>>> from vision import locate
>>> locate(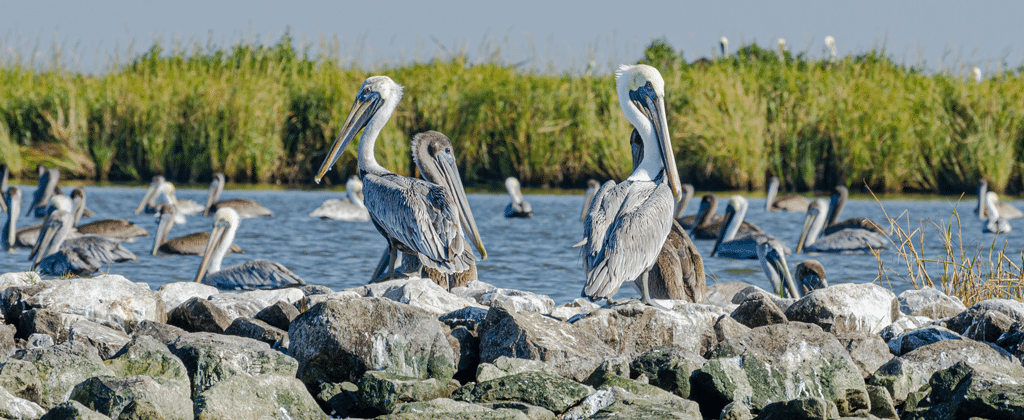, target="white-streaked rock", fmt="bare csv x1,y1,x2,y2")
354,277,484,316
897,287,966,319
785,283,899,334
207,288,305,320
21,276,165,333
157,282,219,314
0,272,41,289
479,288,555,314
